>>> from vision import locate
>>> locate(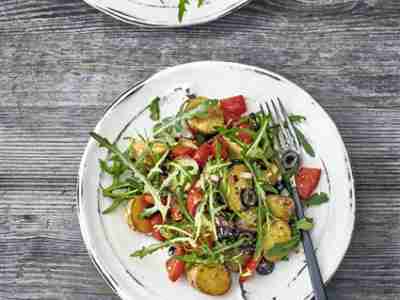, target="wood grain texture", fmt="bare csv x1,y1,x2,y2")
0,0,400,299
